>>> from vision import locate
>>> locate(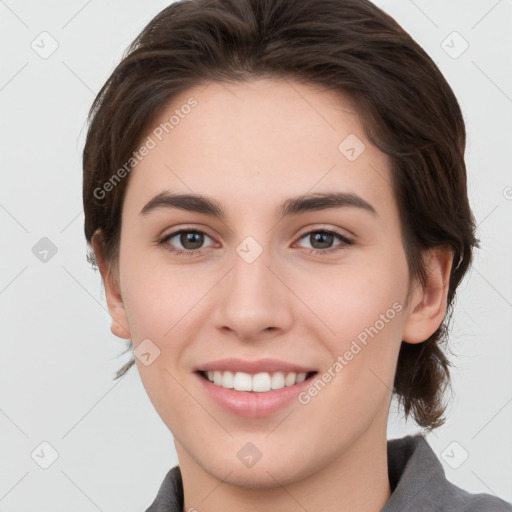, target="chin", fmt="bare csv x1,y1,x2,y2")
202,449,314,489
